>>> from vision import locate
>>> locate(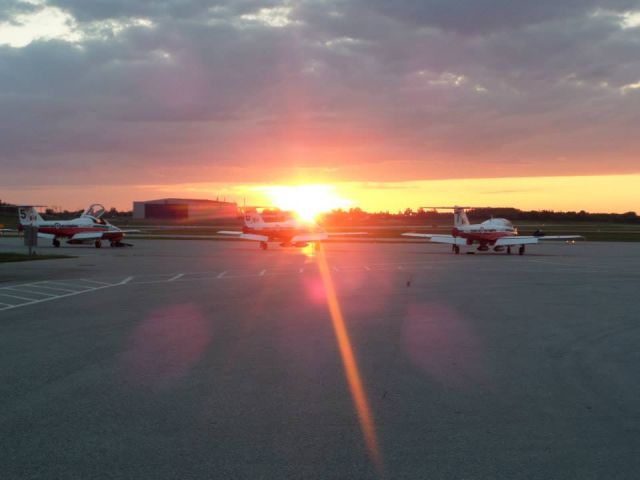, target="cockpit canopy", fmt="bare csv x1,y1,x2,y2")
481,218,513,228
82,204,106,219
